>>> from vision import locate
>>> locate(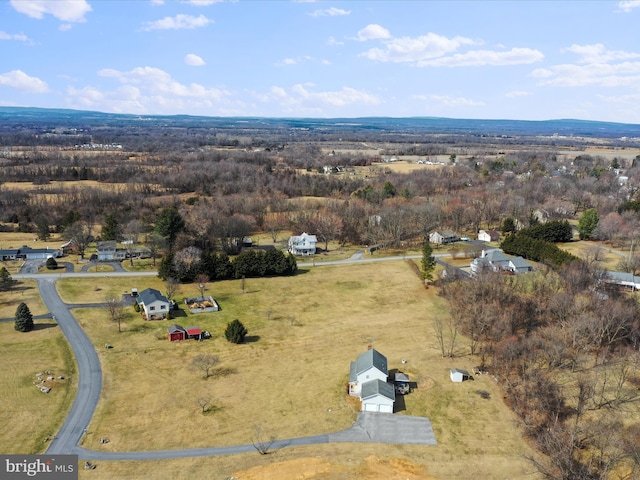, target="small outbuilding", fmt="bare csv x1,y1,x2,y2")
167,324,187,342
450,368,473,383
186,326,203,341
